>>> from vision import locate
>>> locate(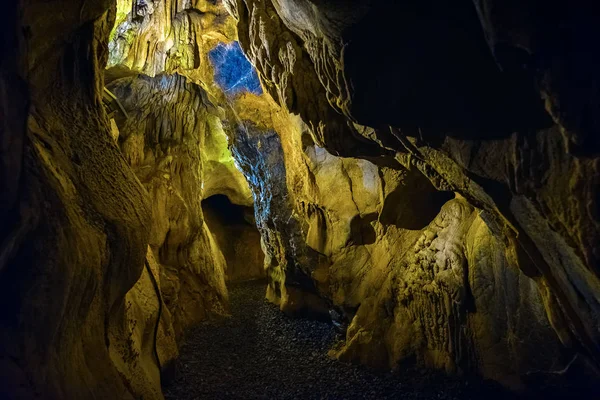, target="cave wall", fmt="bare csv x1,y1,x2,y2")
108,0,598,387
106,0,269,335
223,0,600,388
1,0,268,396
107,72,238,339
2,0,598,397
228,92,567,387
0,1,169,398
108,0,237,91
230,113,328,315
